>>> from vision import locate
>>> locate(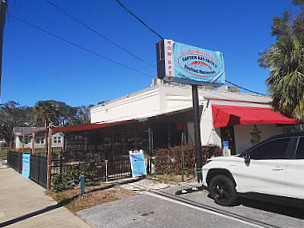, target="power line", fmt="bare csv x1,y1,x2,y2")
9,14,154,80
225,80,268,96
114,0,164,40
11,13,265,96
44,0,155,69
112,0,267,96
